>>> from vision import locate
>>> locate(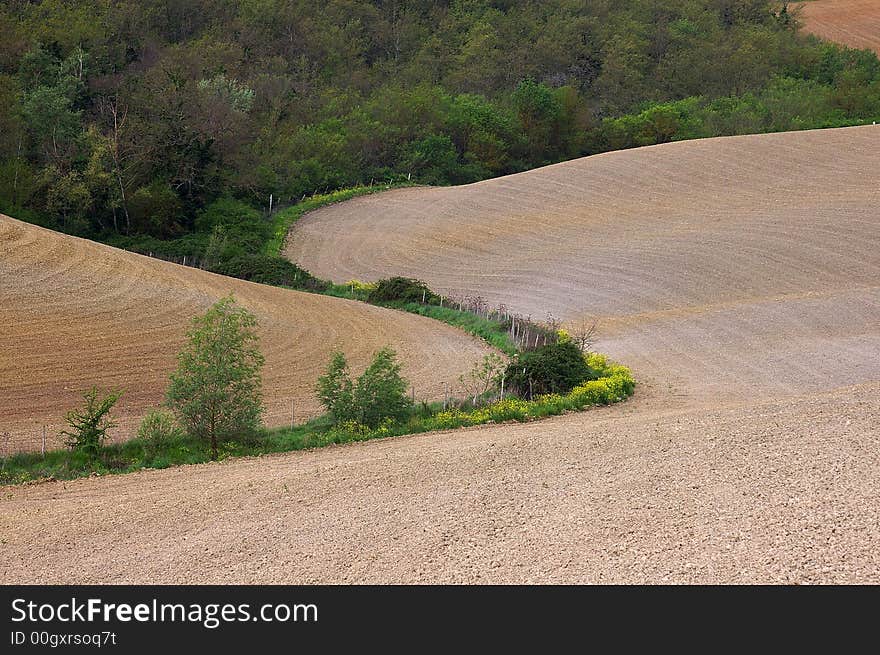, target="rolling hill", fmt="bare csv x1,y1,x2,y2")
0,215,492,452
285,126,880,403
798,0,880,55
3,126,879,584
